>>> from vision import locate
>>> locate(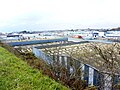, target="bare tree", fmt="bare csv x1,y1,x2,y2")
74,42,120,90
39,42,120,89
